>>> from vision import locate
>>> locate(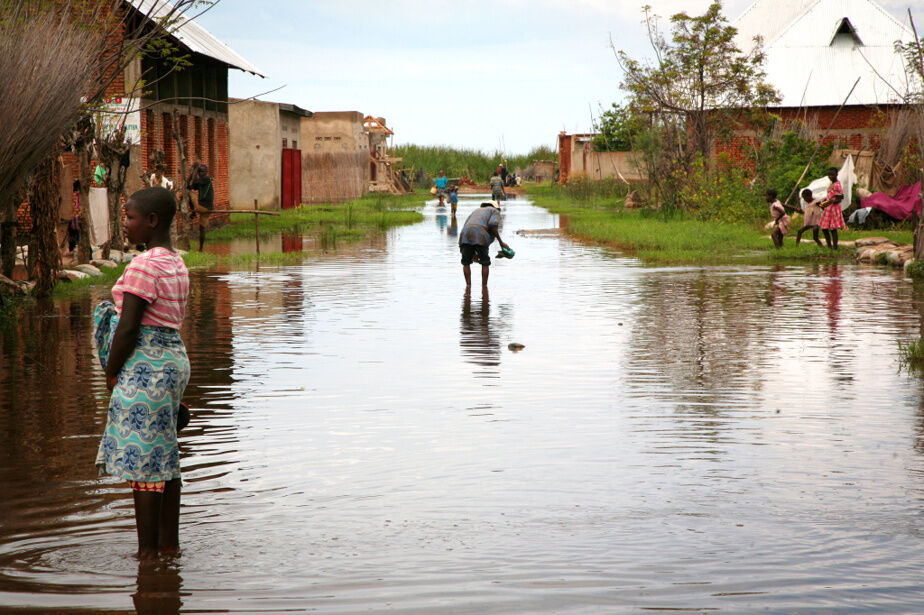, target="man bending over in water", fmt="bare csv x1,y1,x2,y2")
459,201,510,288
